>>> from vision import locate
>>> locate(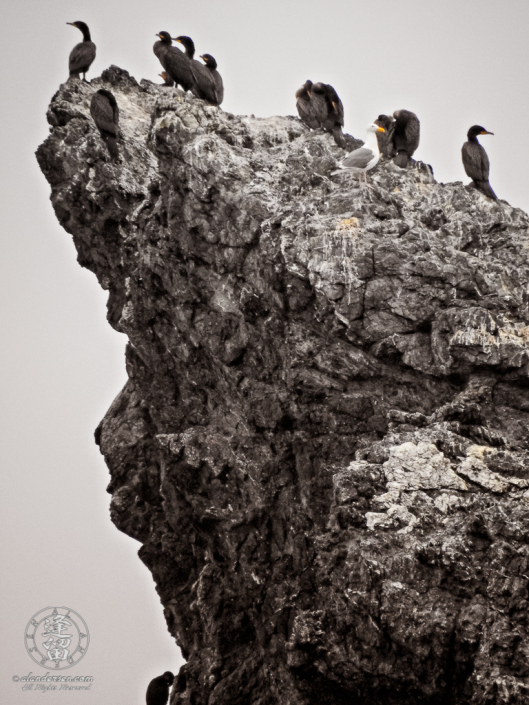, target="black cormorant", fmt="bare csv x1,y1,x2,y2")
200,54,224,106
374,114,394,158
462,125,497,199
153,31,168,63
146,672,174,705
90,89,119,160
389,109,420,167
332,123,385,187
67,22,96,81
295,80,320,130
174,36,217,104
159,72,174,86
153,32,196,93
310,82,345,148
